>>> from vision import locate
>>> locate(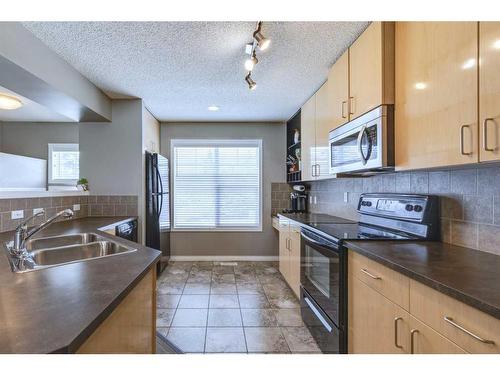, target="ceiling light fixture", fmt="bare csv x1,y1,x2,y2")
208,105,219,111
245,73,257,90
0,93,23,110
242,21,270,90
